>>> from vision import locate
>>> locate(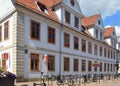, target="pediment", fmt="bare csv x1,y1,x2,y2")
63,0,83,16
